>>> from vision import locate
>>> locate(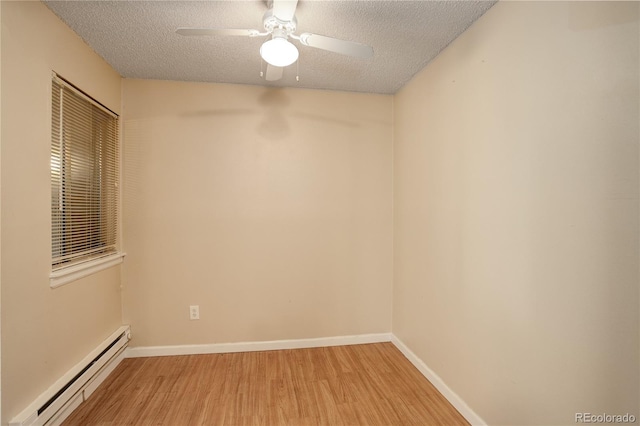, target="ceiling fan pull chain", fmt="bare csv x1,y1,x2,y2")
296,58,300,82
